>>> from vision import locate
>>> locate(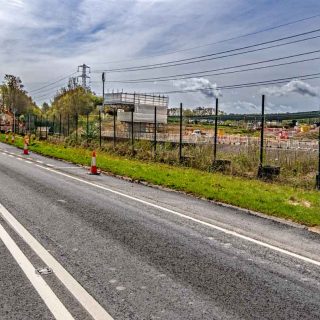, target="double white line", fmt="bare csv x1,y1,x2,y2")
0,203,113,320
